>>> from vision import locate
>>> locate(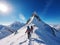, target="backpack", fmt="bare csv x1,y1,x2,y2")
31,26,33,30
30,26,33,33
27,26,31,32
